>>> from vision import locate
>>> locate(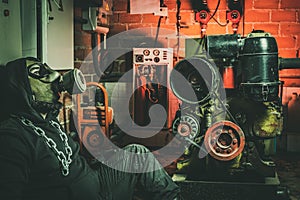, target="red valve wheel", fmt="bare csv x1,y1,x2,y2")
204,120,245,161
